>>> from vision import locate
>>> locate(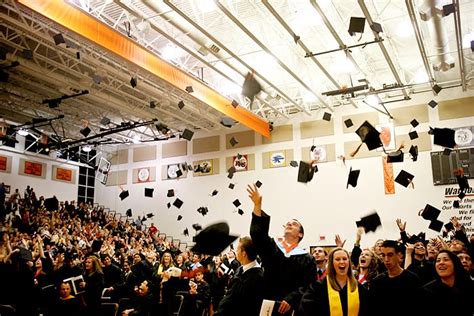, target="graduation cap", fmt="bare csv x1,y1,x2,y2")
353,121,382,154
297,161,315,183
100,117,111,125
185,85,193,93
348,17,366,36
130,77,137,88
141,216,147,222
458,191,466,200
344,119,354,128
408,130,418,140
229,137,238,147
53,33,66,45
167,189,175,198
176,169,183,178
409,145,418,162
408,232,427,245
80,126,91,137
197,206,209,216
432,84,442,94
91,239,103,252
395,170,414,187
456,175,470,192
242,72,262,103
191,222,239,256
178,101,185,109
428,100,438,108
453,200,460,208
18,247,33,262
181,129,194,141
444,222,454,232
429,219,443,232
44,196,59,212
173,198,183,209
356,212,382,233
233,199,241,208
147,213,154,218
227,166,236,179
126,209,132,217
290,160,298,168
237,209,244,216
211,189,218,196
119,190,129,200
167,202,171,209
220,117,237,128
255,180,262,188
192,223,202,231
177,215,183,221
183,228,189,236
231,99,239,108
346,167,360,188
433,128,456,148
228,183,235,190
387,150,404,163
443,148,452,156
419,204,441,221
322,112,332,121
410,119,419,128
144,188,154,198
